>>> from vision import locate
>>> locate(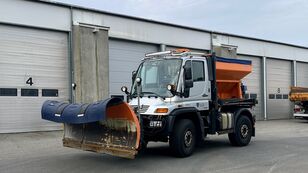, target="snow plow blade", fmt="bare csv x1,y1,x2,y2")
41,98,140,159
